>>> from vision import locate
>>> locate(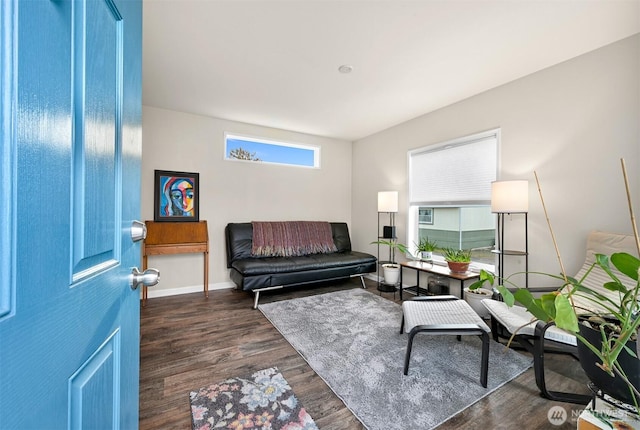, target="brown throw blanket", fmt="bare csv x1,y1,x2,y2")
251,221,338,257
